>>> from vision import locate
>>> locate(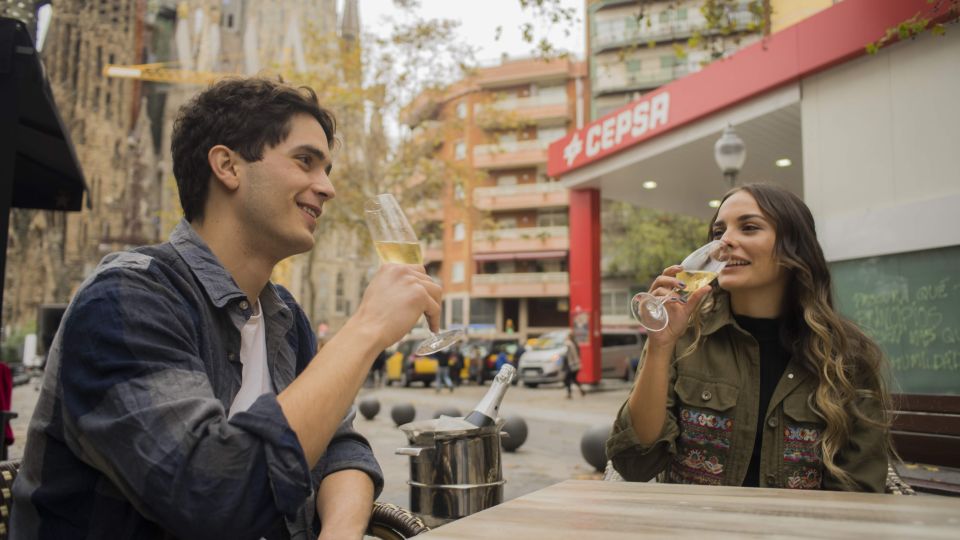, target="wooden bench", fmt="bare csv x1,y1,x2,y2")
891,394,960,496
